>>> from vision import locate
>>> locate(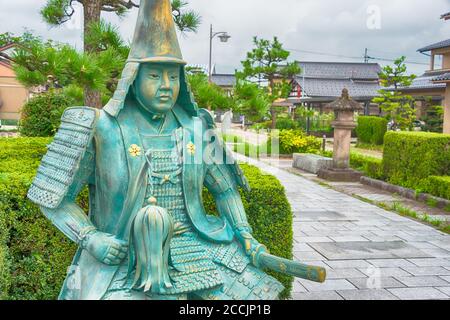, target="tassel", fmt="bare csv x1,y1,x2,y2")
127,204,174,294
